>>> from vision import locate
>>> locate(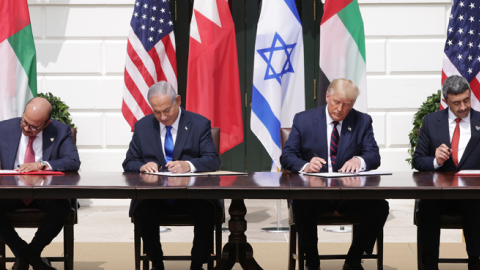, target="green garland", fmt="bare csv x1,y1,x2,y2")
406,90,442,169
37,92,76,128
